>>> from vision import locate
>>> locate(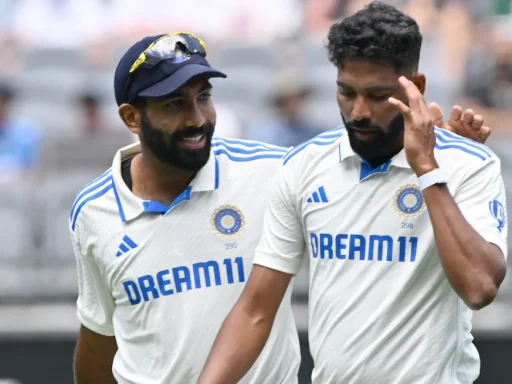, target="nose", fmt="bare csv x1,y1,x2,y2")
351,95,371,121
184,103,206,128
